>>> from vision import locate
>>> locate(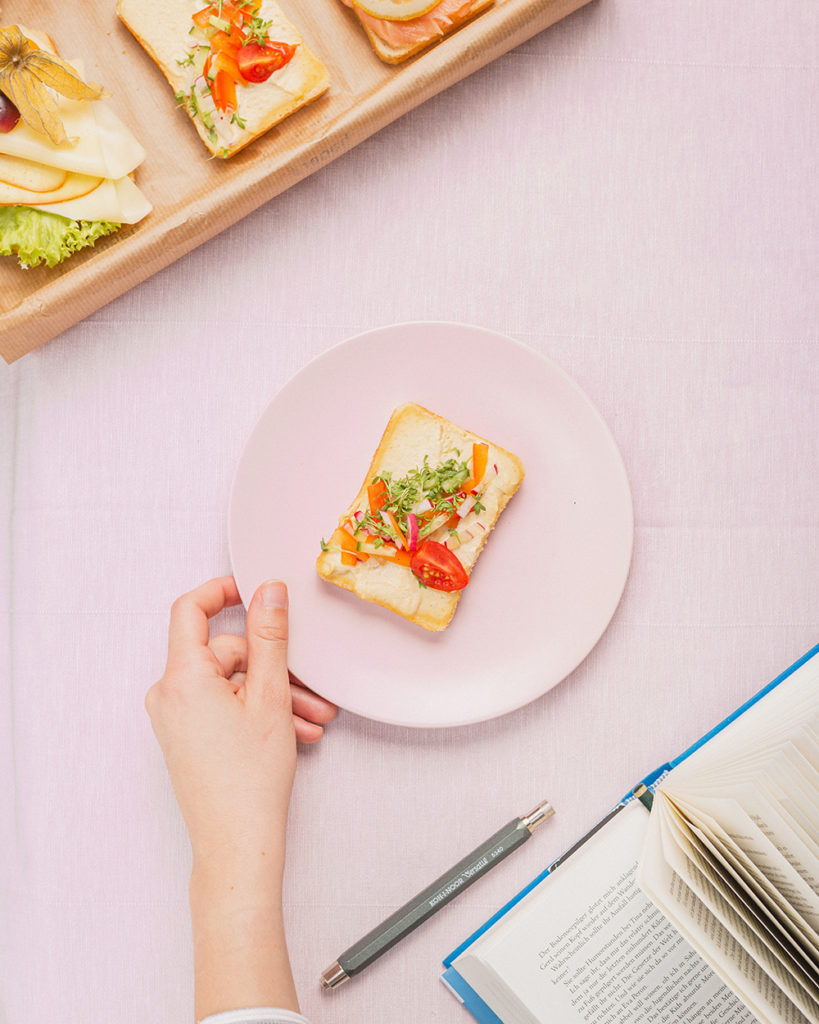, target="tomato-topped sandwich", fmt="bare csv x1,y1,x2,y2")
316,402,524,631
117,0,329,158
